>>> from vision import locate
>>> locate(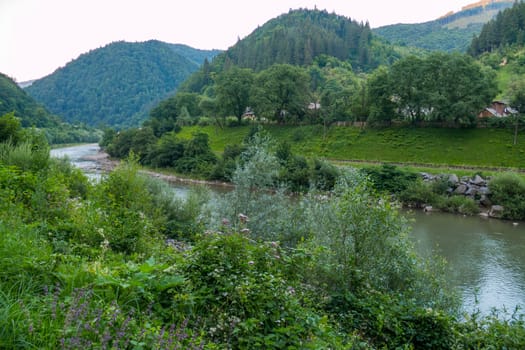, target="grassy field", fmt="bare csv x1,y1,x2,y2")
178,124,525,170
